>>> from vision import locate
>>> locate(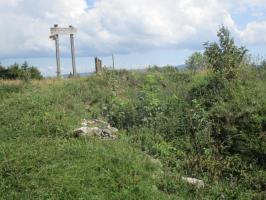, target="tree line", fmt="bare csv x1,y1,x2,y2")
0,62,43,80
